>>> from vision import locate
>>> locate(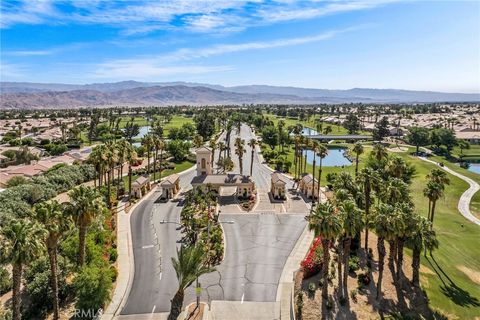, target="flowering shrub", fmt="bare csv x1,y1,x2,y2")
301,237,323,278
